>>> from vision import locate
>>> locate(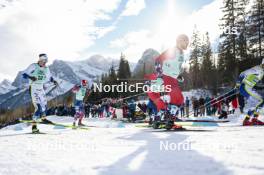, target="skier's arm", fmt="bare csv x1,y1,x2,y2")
72,85,80,93
22,64,37,81
237,67,259,87
50,77,58,86
177,74,184,82
238,67,256,81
